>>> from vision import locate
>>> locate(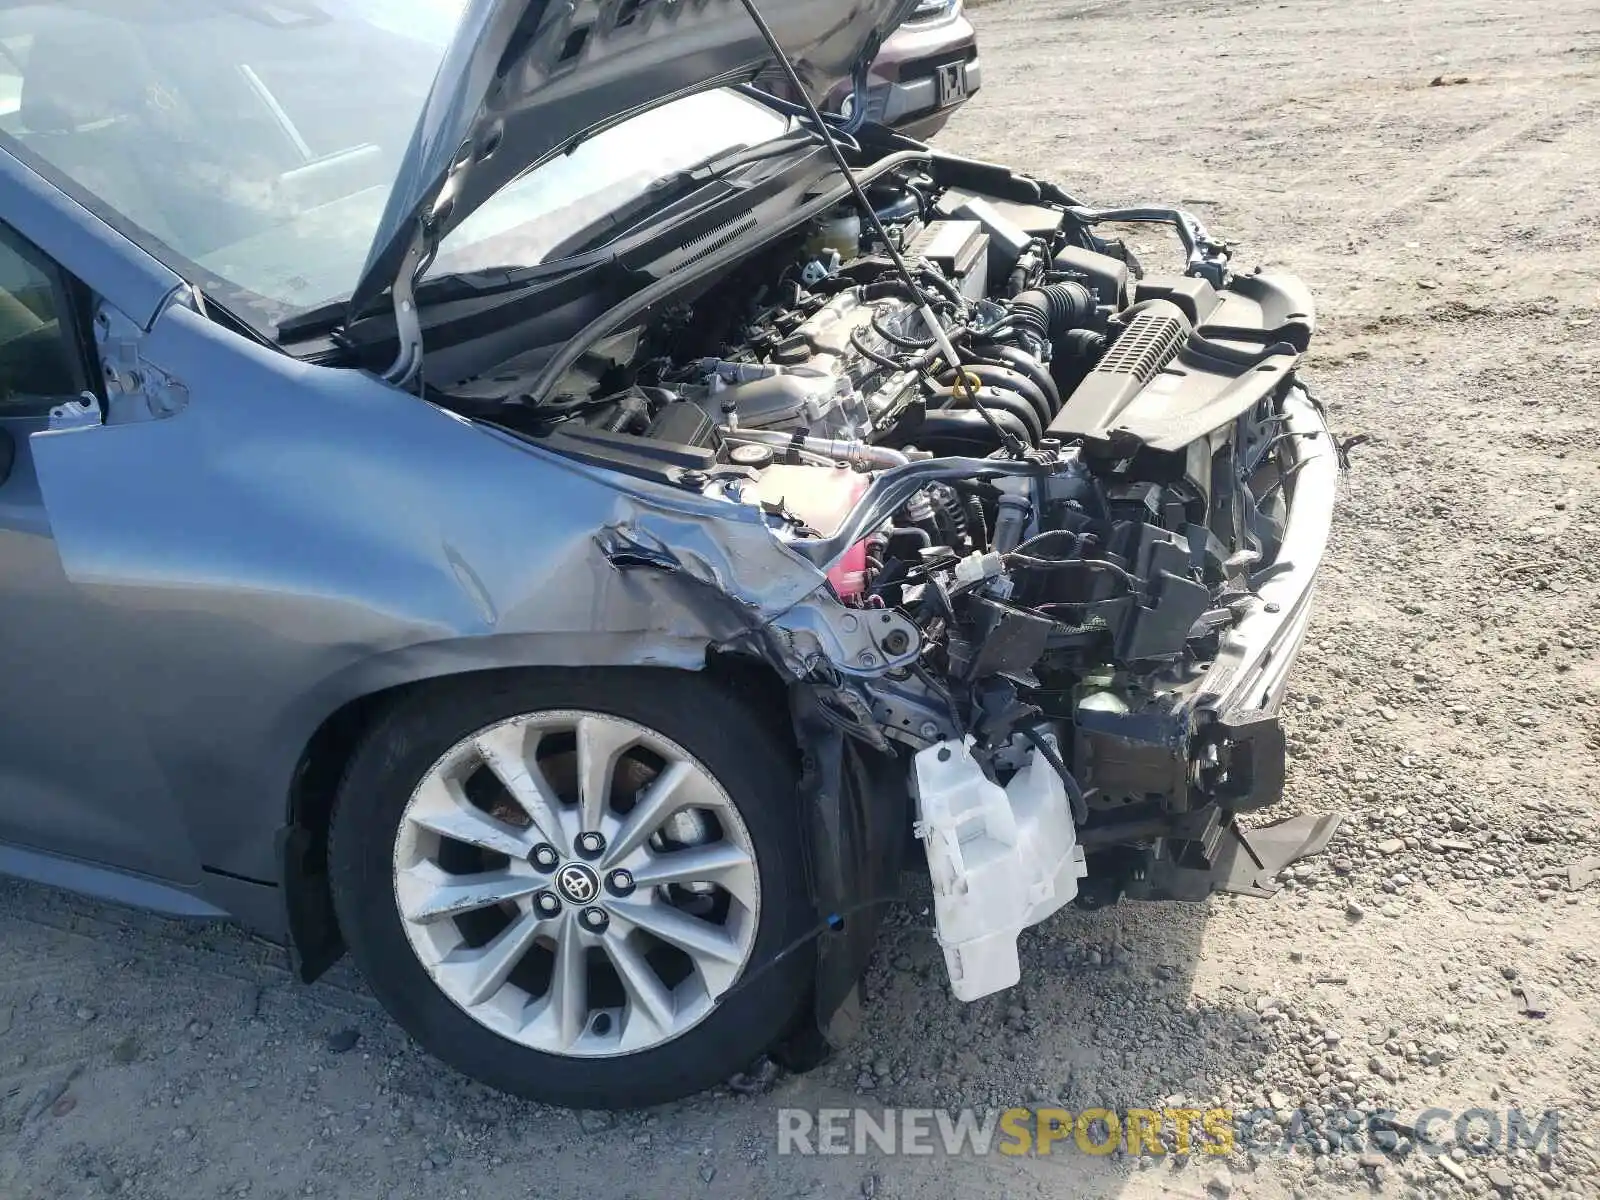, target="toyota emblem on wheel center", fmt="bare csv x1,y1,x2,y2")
555,862,600,905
